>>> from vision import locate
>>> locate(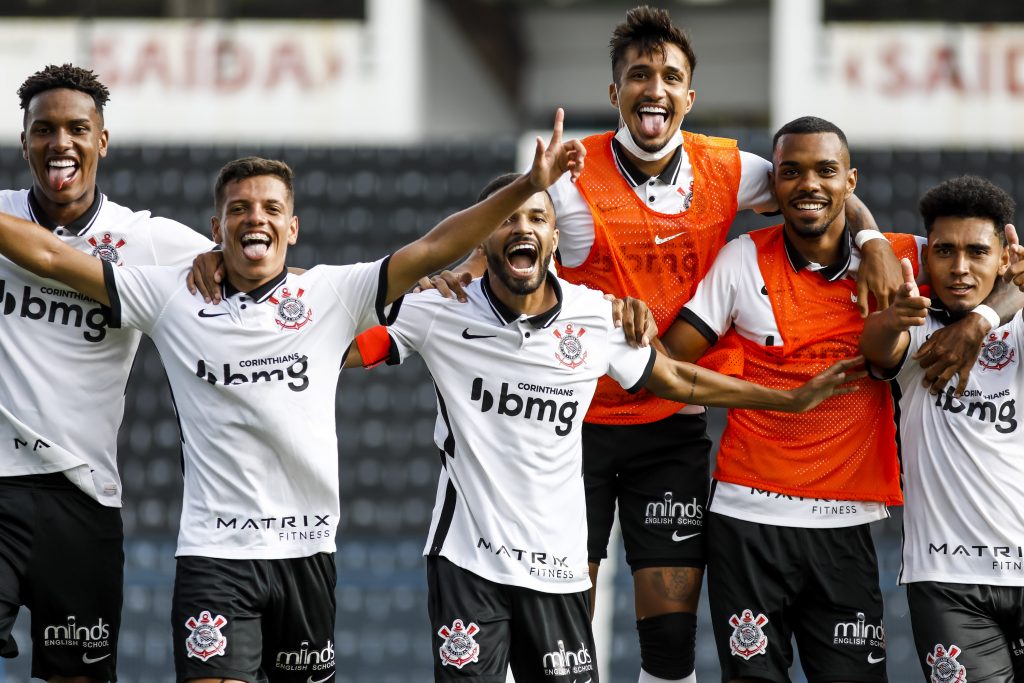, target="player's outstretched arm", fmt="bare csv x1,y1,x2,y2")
0,210,108,304
914,224,1024,395
860,257,929,370
644,353,865,413
385,108,584,304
